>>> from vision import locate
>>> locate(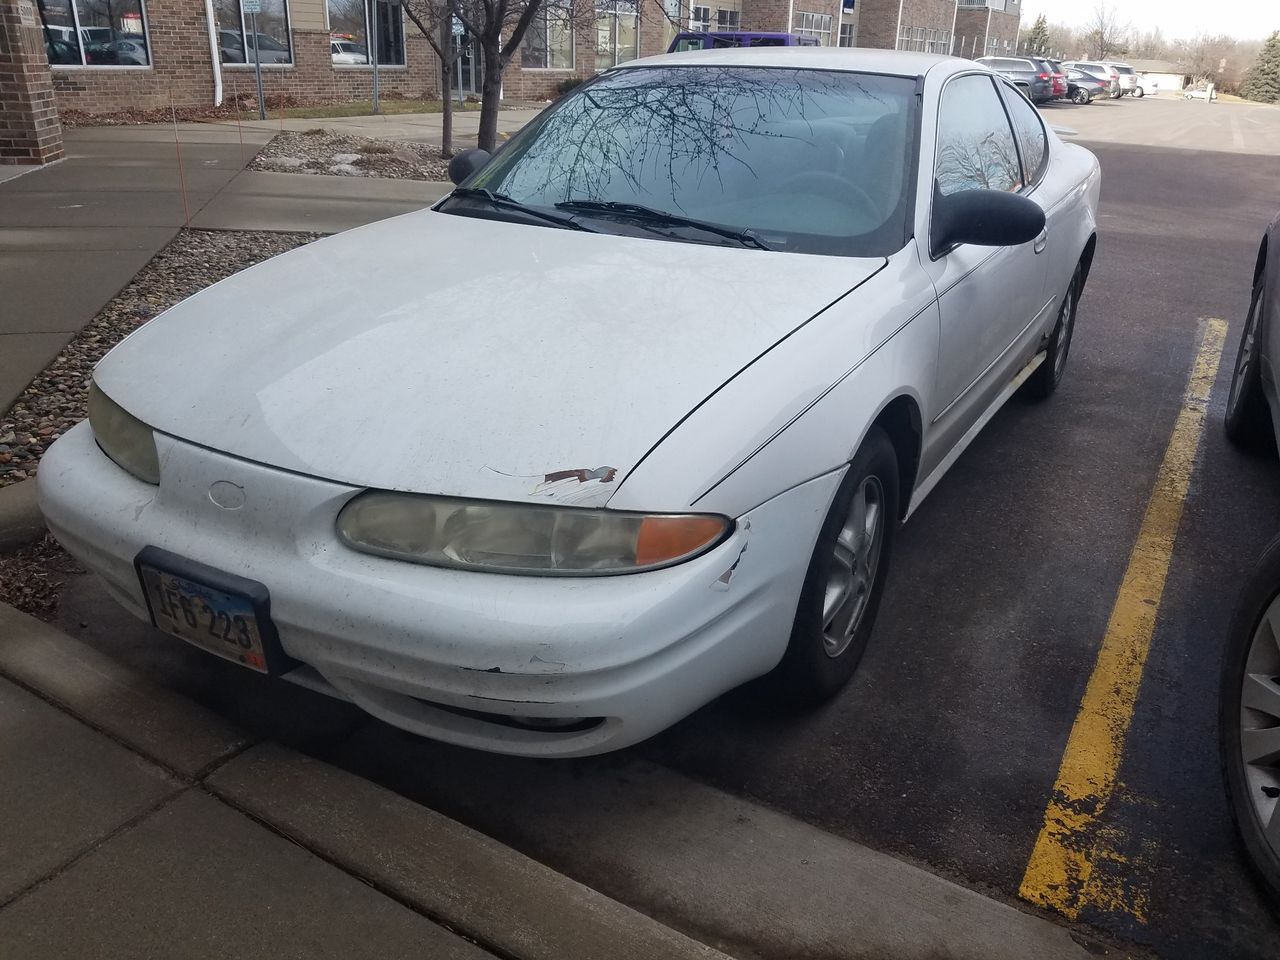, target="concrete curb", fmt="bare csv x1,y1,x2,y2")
209,744,730,960
0,603,731,960
0,479,45,552
0,604,249,778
